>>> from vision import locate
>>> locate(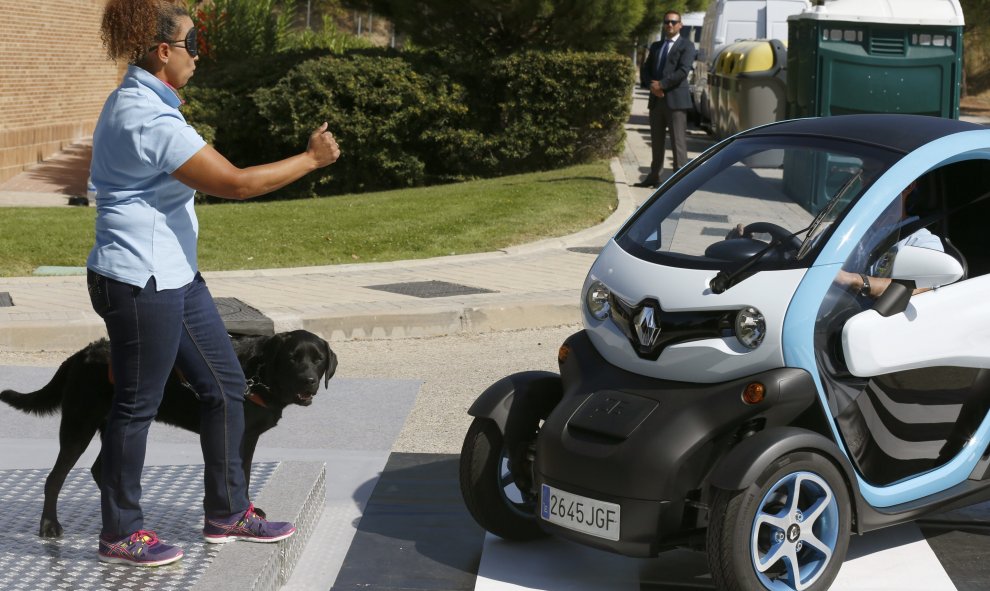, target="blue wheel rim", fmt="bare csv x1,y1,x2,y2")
750,470,840,591
498,448,536,516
